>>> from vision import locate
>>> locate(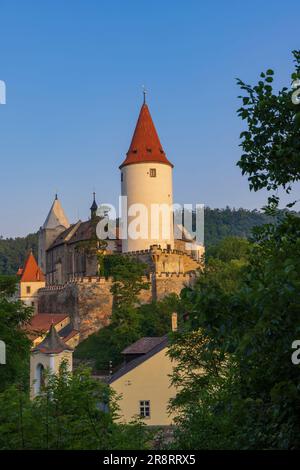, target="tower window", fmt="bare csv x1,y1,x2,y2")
26,286,31,294
121,173,123,182
139,400,151,418
149,168,156,178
